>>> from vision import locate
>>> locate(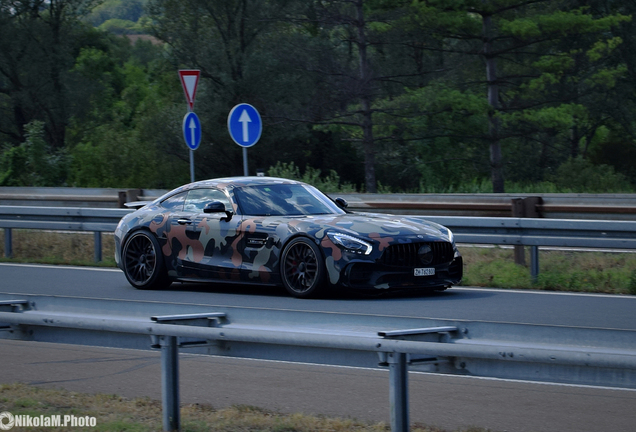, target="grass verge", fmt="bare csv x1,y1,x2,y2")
0,230,117,268
0,383,485,432
461,246,636,295
1,230,635,295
